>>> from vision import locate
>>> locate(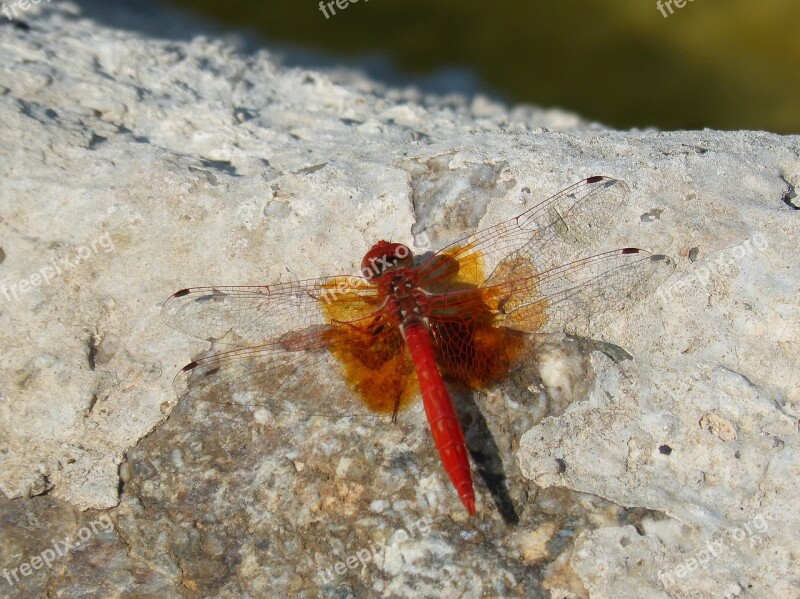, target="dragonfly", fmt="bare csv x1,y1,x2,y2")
162,176,675,516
